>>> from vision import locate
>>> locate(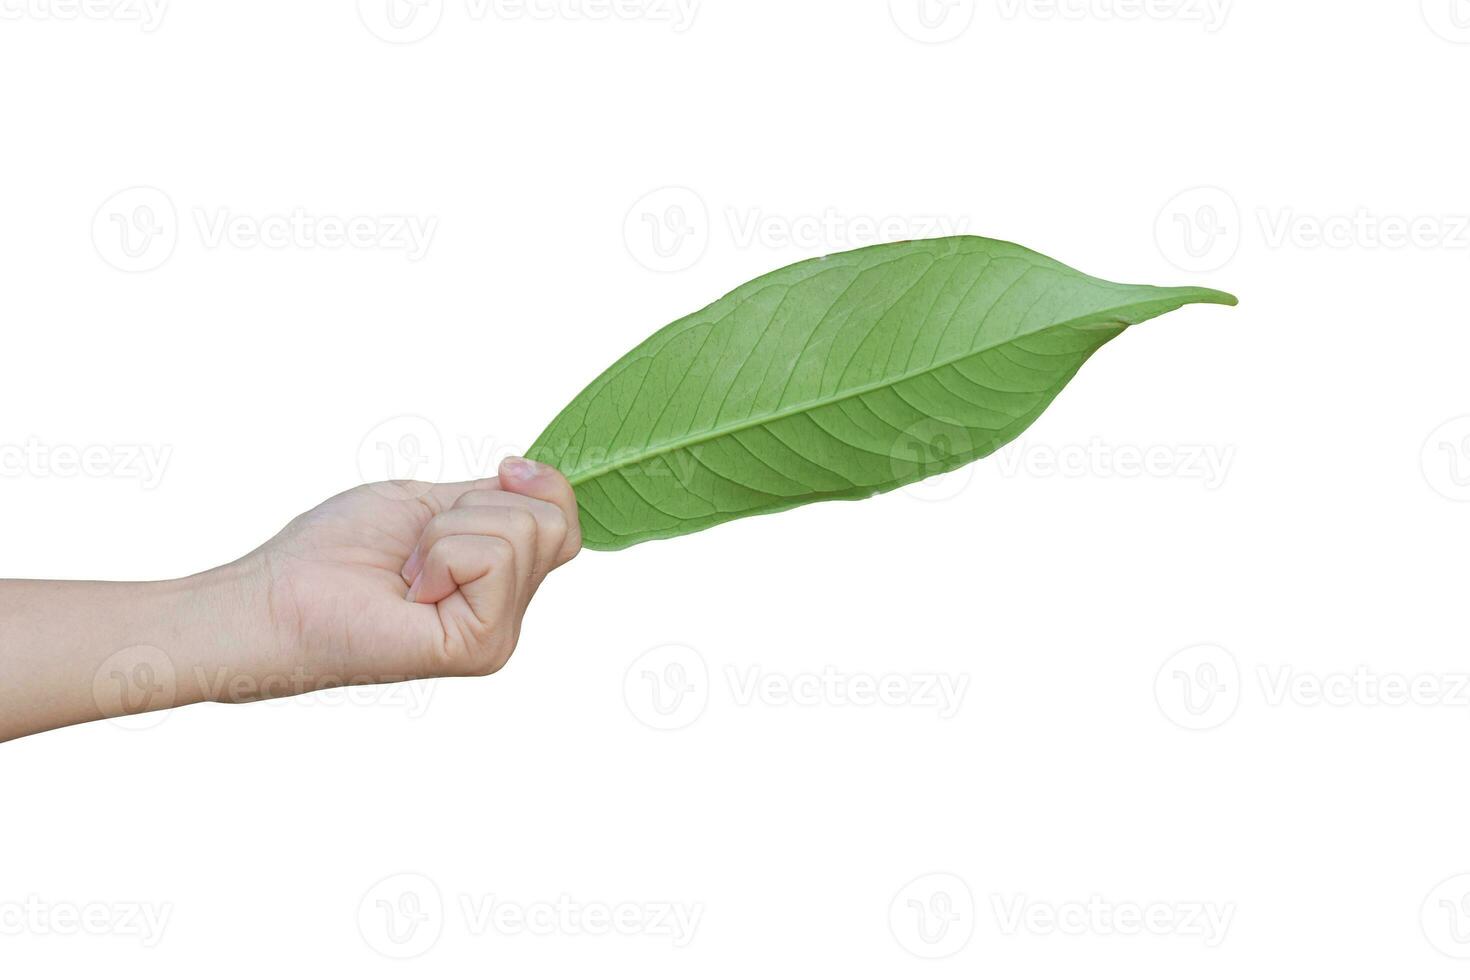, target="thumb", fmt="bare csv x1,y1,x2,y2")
498,456,583,563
